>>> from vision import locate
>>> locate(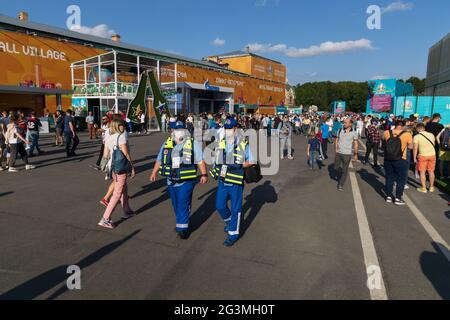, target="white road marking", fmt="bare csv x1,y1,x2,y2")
358,138,450,263
348,160,388,300
403,194,450,261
